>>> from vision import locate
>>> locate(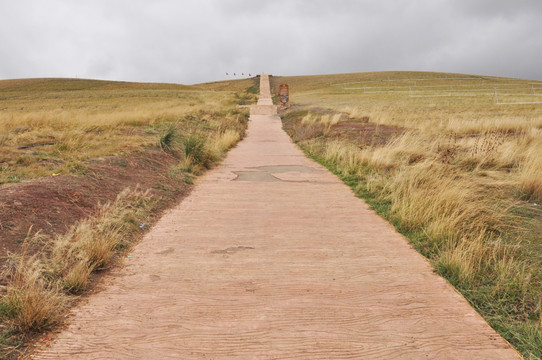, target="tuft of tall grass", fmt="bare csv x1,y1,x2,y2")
0,188,154,333
386,163,507,238
0,254,65,332
180,128,243,174
158,126,177,152
519,142,542,200
212,129,241,153
62,259,96,294
182,132,212,170
437,234,486,285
